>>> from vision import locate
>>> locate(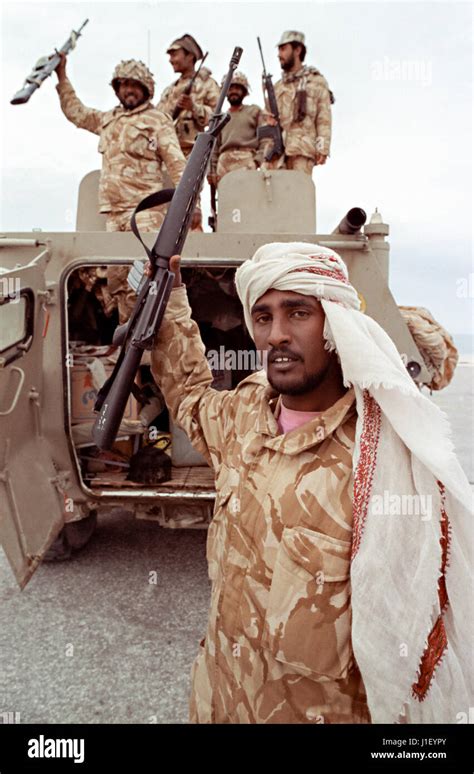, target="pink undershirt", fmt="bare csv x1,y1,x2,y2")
277,401,323,434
